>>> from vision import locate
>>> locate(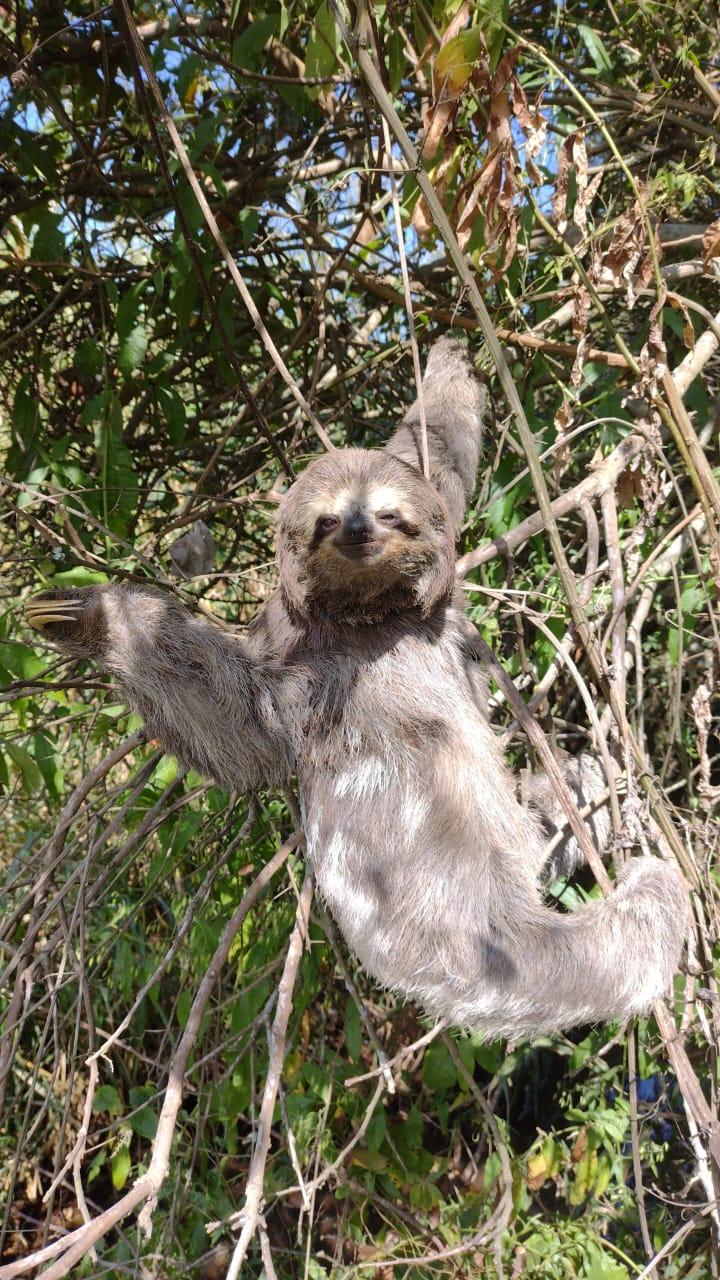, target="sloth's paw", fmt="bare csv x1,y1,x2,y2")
25,587,105,651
